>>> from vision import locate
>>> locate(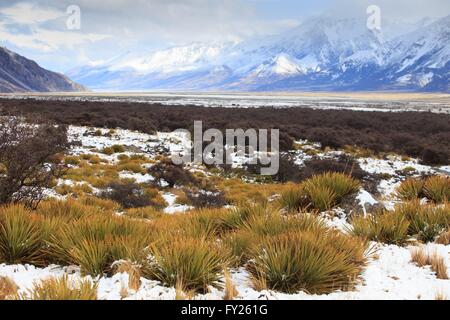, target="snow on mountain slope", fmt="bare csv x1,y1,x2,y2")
68,15,450,92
